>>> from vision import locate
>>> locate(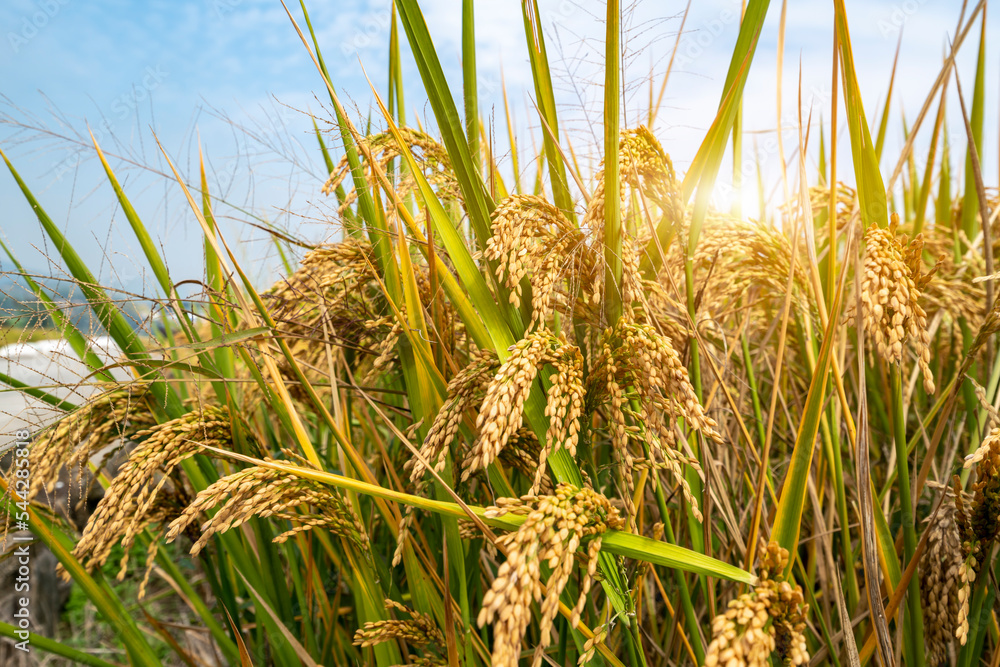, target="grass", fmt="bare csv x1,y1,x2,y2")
0,1,998,665
0,323,59,347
